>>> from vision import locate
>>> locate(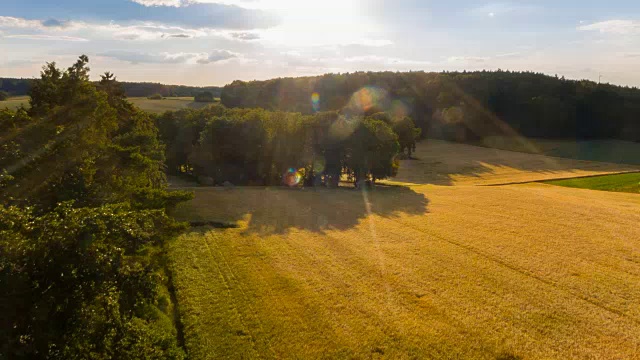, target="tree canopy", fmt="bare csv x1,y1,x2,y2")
221,71,640,143
194,91,215,103
0,77,221,99
156,106,411,187
0,56,191,359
